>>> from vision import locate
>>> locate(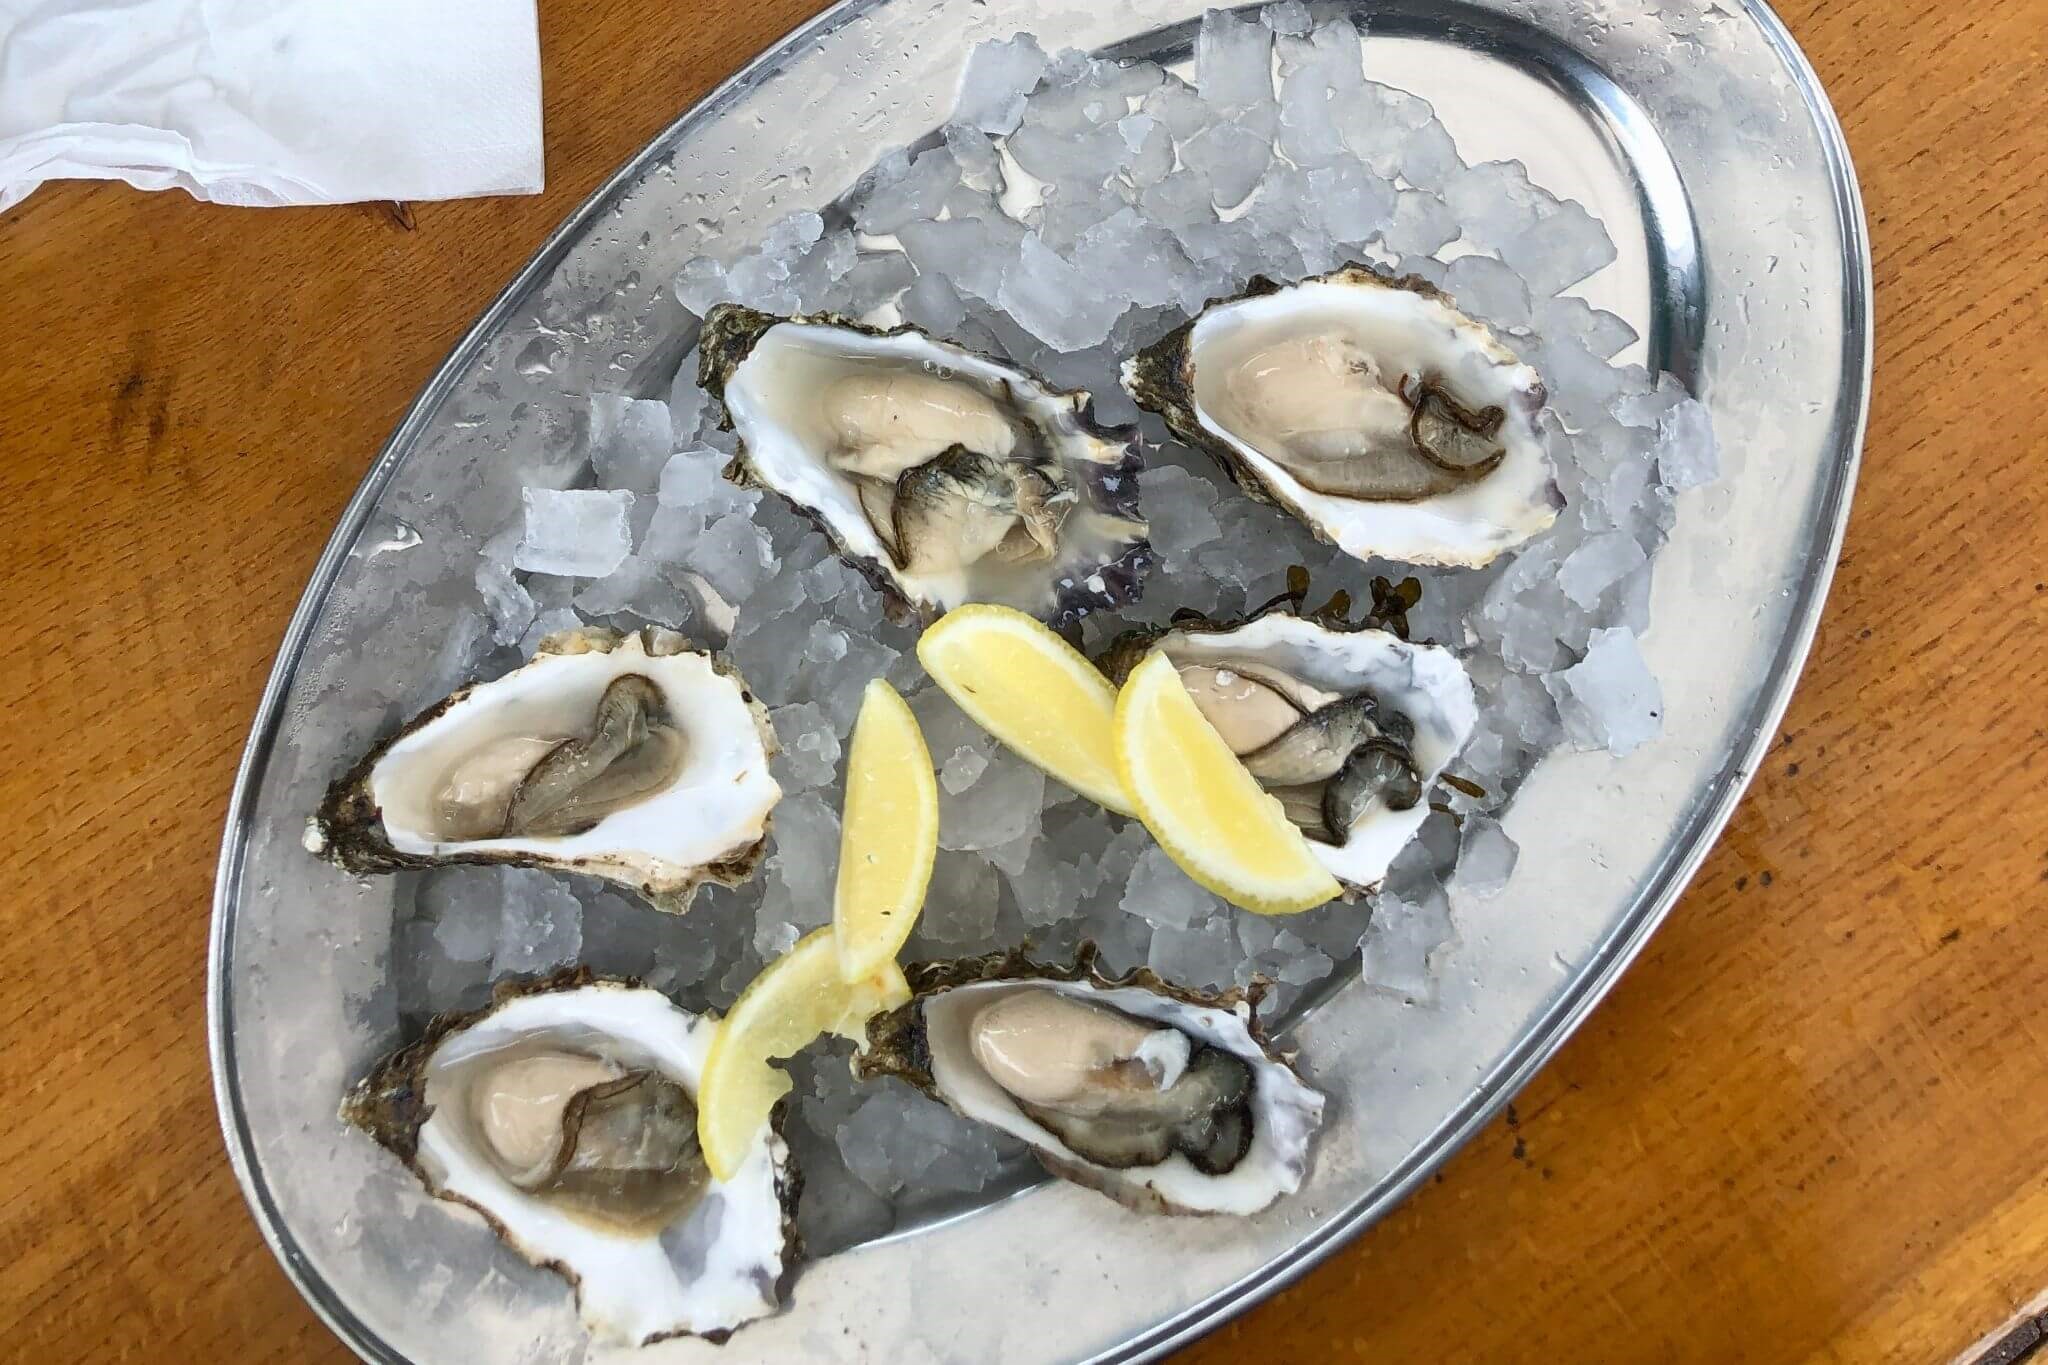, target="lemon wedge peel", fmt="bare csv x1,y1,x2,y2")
698,925,910,1181
1113,650,1342,917
917,604,1137,817
832,679,939,981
